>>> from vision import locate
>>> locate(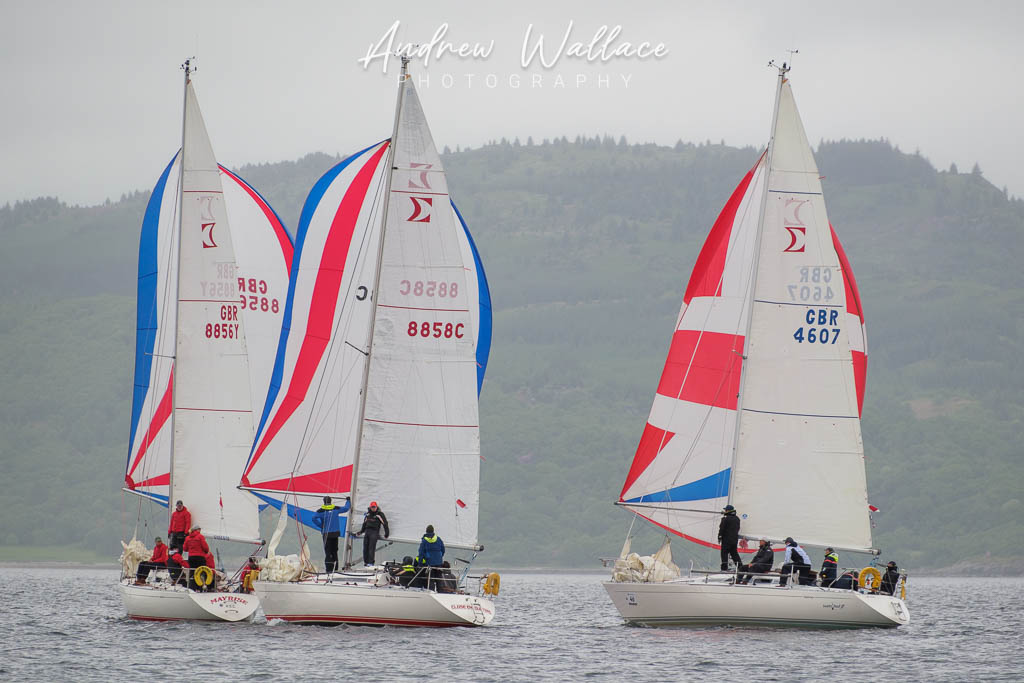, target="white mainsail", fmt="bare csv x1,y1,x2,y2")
125,73,271,544
241,74,492,553
353,78,482,550
618,72,872,553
